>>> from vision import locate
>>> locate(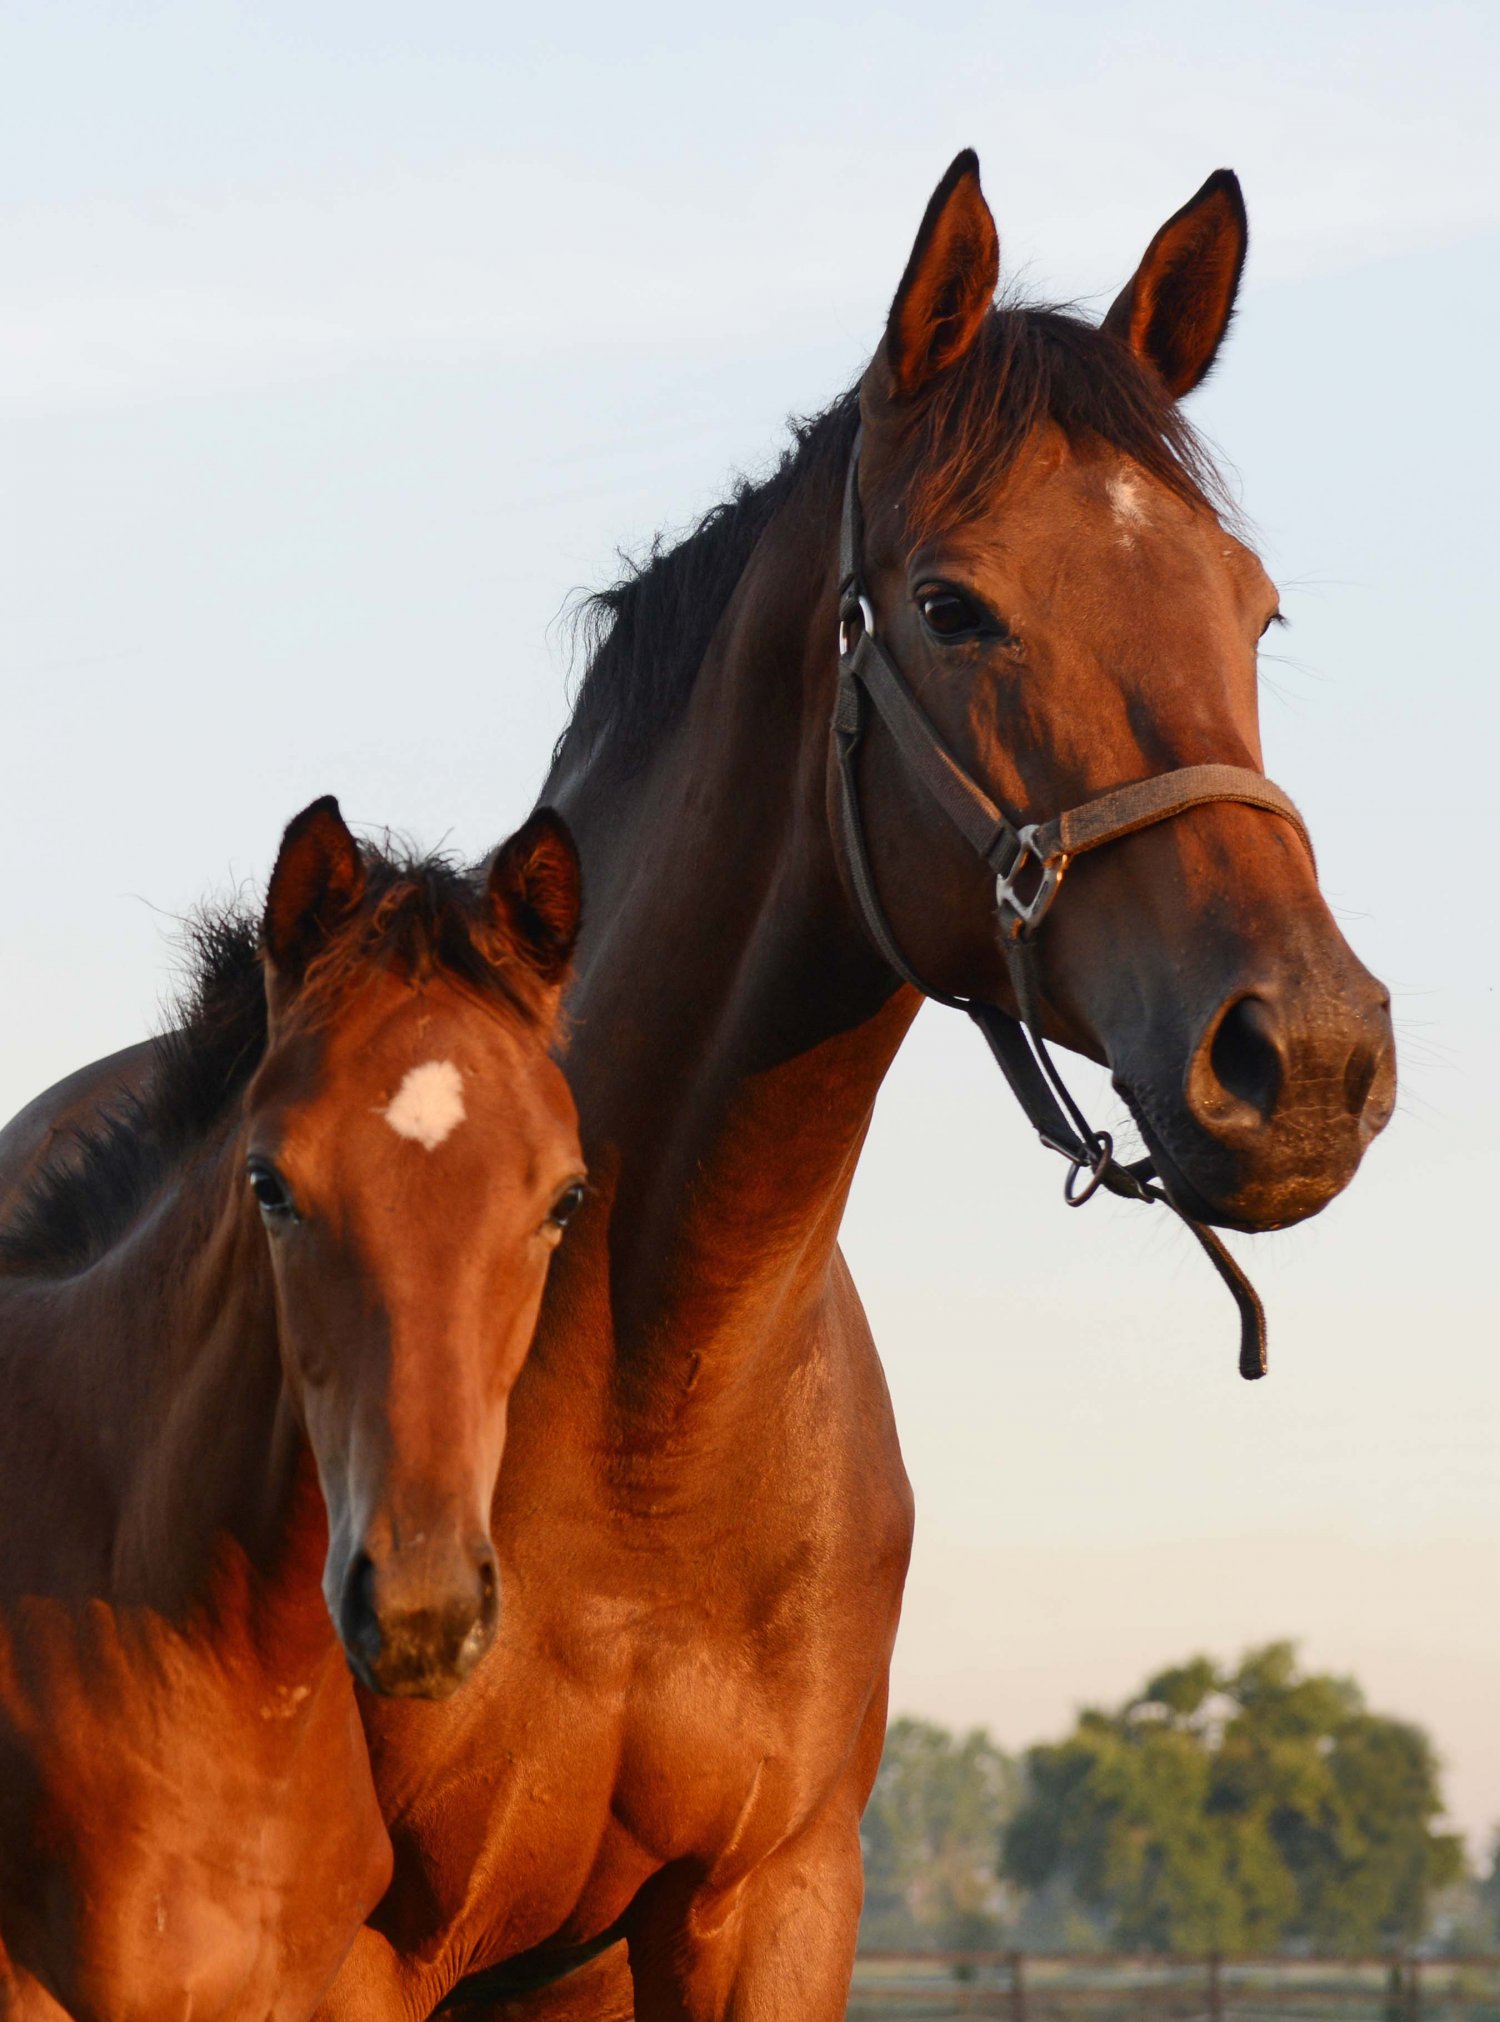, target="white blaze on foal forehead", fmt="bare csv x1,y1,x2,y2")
380,1059,467,1152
